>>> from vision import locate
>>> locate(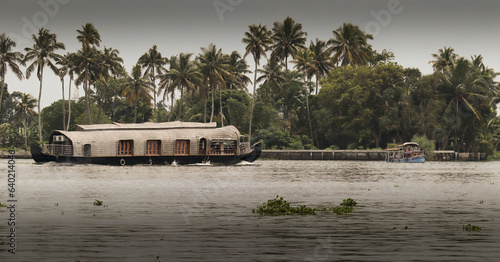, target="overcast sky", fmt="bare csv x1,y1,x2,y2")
1,0,499,109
